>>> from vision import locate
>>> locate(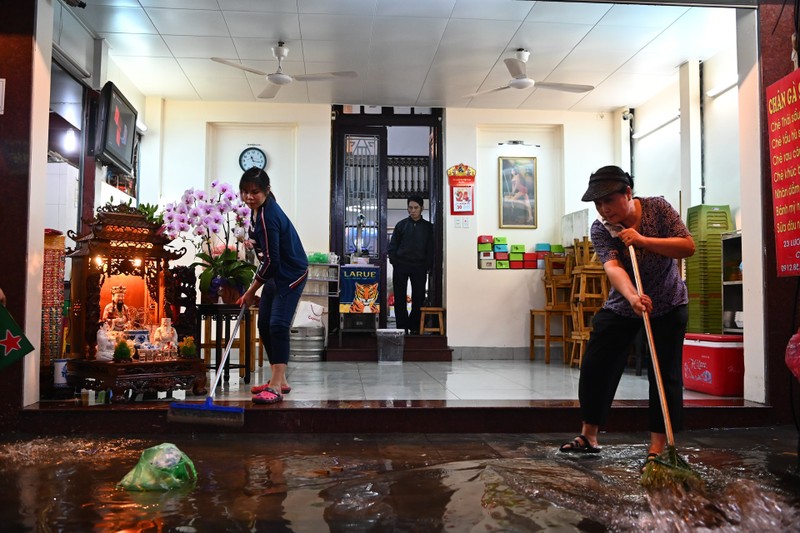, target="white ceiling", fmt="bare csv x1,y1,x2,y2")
68,0,739,112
